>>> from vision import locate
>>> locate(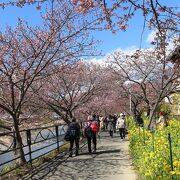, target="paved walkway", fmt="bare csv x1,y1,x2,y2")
21,132,138,180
